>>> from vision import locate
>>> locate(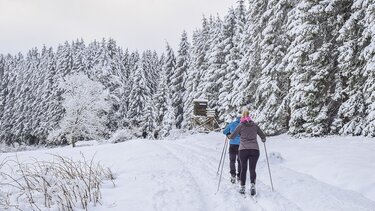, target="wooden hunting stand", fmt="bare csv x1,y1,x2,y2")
192,99,220,132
